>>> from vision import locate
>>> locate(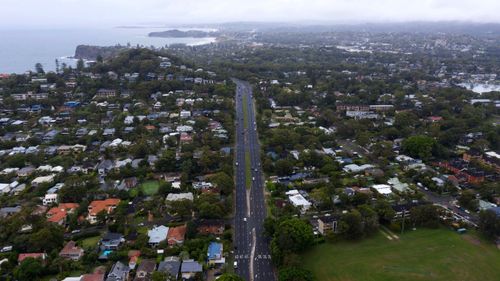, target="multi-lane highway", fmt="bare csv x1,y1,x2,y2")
233,79,275,281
